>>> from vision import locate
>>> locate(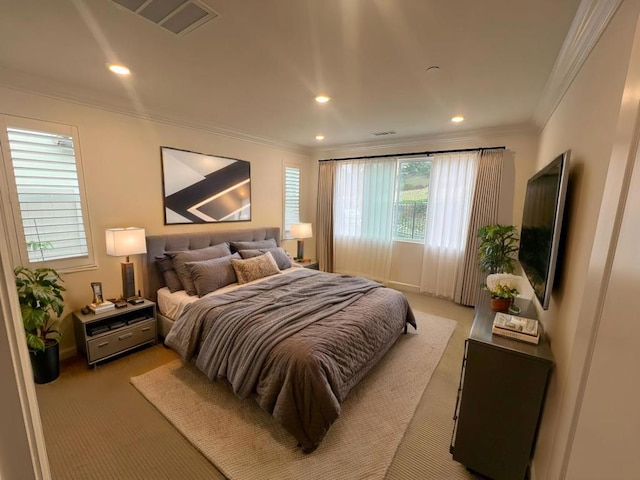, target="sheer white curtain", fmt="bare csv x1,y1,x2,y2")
420,151,480,298
334,157,396,281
